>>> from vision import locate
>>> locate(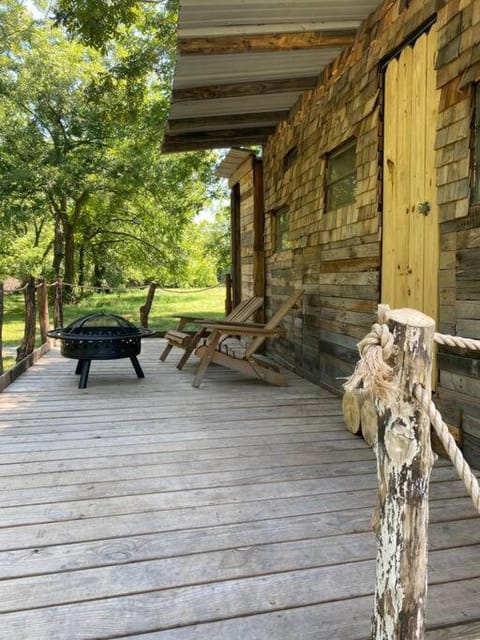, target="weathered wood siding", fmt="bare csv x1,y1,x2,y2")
249,0,479,461
228,156,256,301
434,0,480,465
